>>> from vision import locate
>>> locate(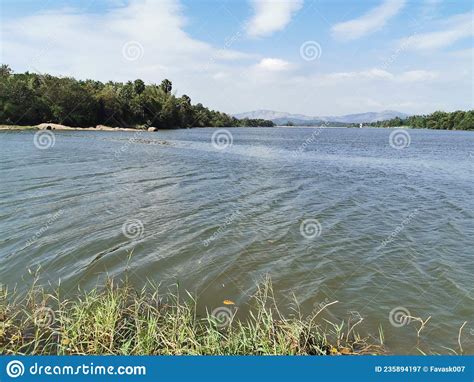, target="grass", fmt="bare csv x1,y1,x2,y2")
0,278,385,355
